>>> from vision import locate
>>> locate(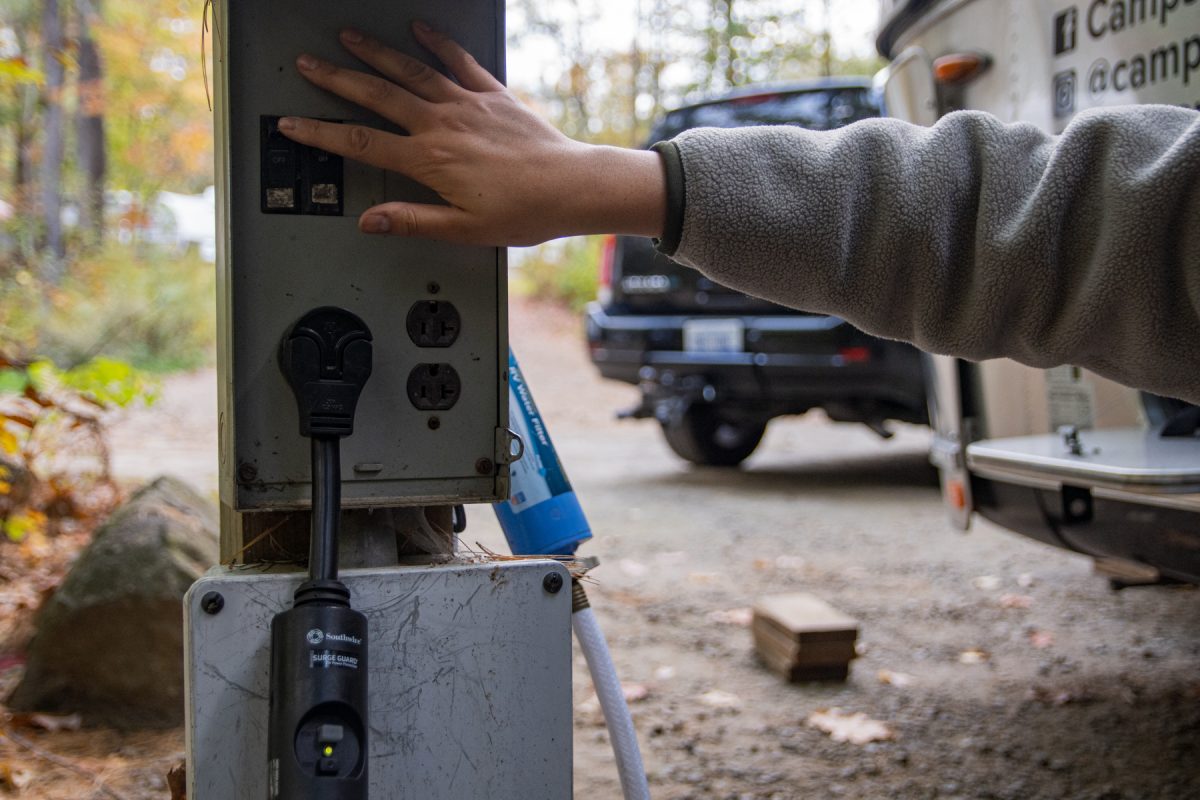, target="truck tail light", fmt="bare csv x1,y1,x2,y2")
599,235,616,288
598,234,616,305
838,346,871,364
